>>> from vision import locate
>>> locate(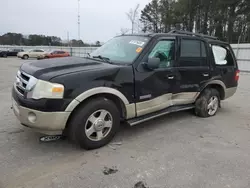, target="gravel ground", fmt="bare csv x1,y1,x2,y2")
0,58,250,188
